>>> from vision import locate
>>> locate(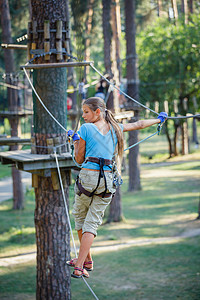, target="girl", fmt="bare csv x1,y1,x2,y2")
67,97,167,278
